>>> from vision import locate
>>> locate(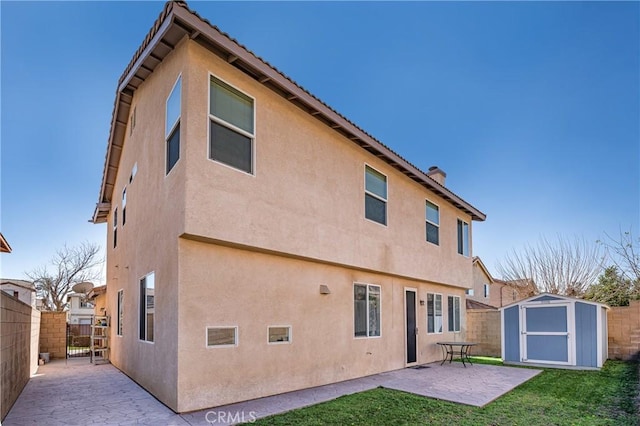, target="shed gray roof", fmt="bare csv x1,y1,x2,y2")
499,292,610,310
92,1,486,224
